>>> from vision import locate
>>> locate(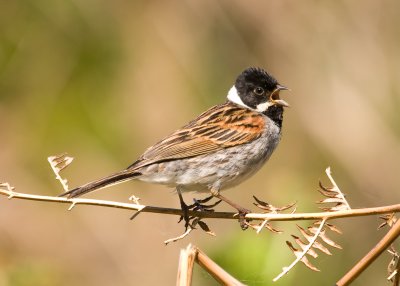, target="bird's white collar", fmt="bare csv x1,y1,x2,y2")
227,86,247,108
